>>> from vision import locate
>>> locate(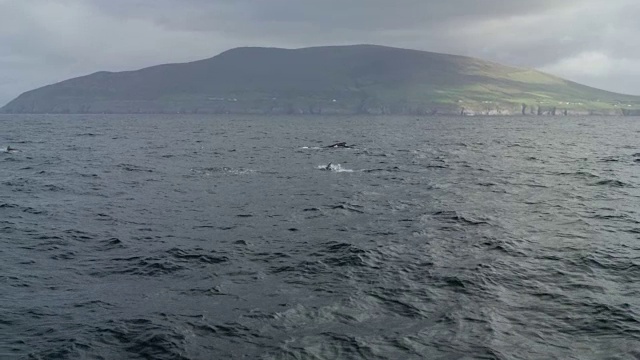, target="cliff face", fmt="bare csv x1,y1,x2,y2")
3,45,640,115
